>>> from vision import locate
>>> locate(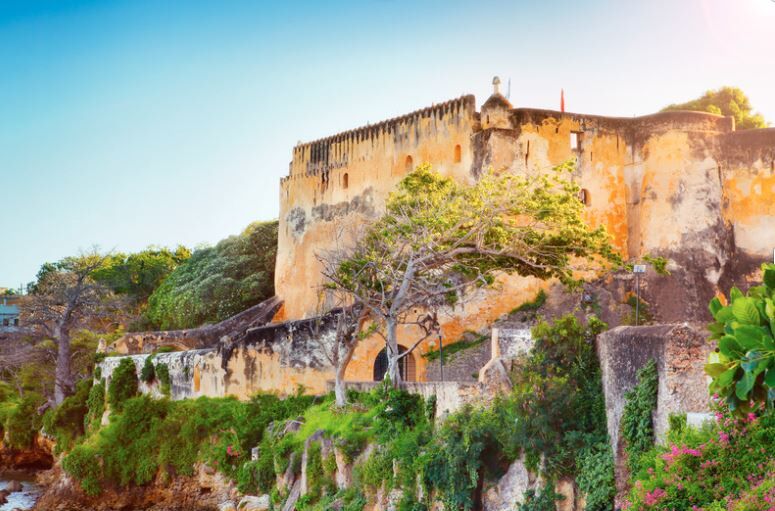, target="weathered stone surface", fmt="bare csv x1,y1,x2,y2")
237,494,270,511
477,357,513,395
334,446,352,490
483,456,542,511
219,501,237,511
596,323,714,503
281,480,301,511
